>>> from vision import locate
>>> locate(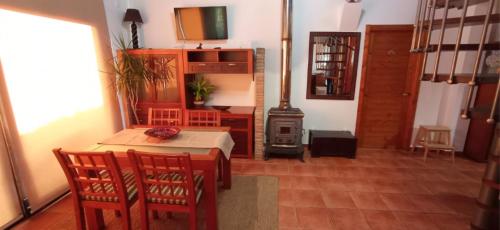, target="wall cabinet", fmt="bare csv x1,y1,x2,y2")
183,49,253,74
